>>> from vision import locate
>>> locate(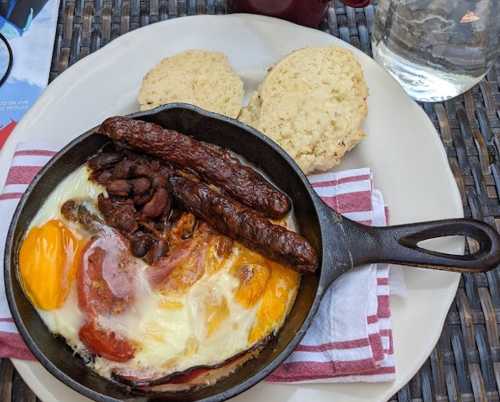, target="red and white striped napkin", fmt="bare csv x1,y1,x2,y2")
0,143,402,383
0,143,59,360
269,170,395,383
